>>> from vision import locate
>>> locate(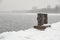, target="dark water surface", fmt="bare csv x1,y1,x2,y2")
0,13,37,33
0,13,60,33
